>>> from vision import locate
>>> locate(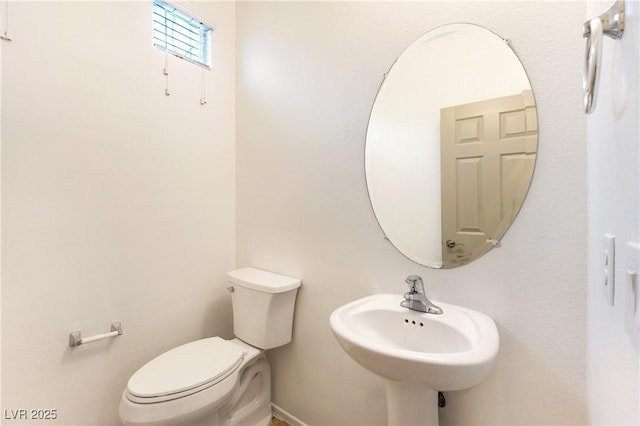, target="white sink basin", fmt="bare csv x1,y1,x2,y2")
330,293,499,425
